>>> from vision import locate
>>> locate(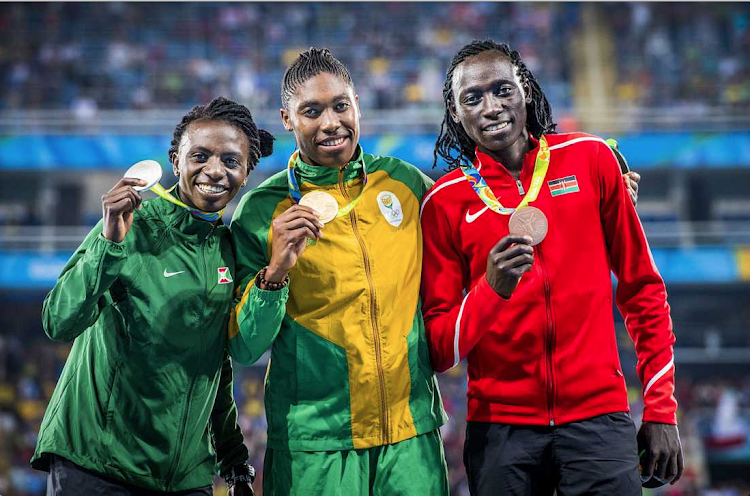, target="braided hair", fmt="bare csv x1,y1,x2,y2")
434,40,557,171
281,47,354,109
169,96,274,171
